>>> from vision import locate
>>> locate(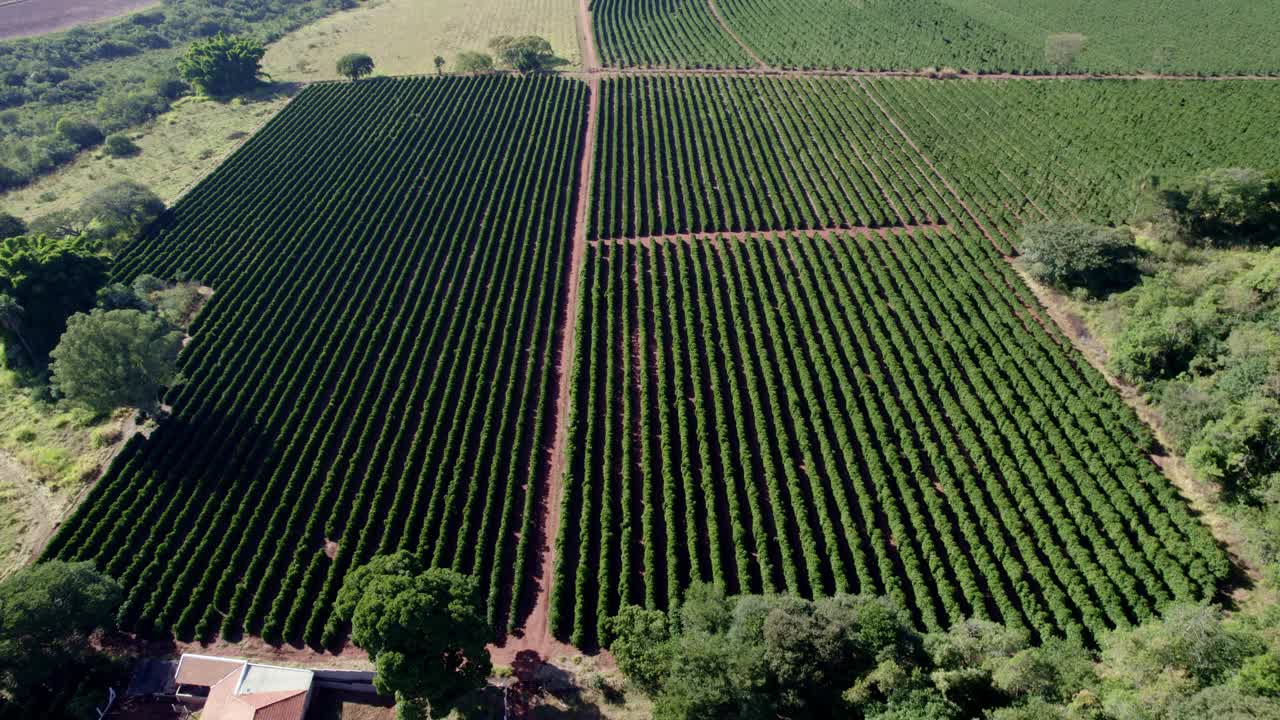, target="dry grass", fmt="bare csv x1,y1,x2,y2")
261,0,580,82
0,87,293,221
0,368,134,577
